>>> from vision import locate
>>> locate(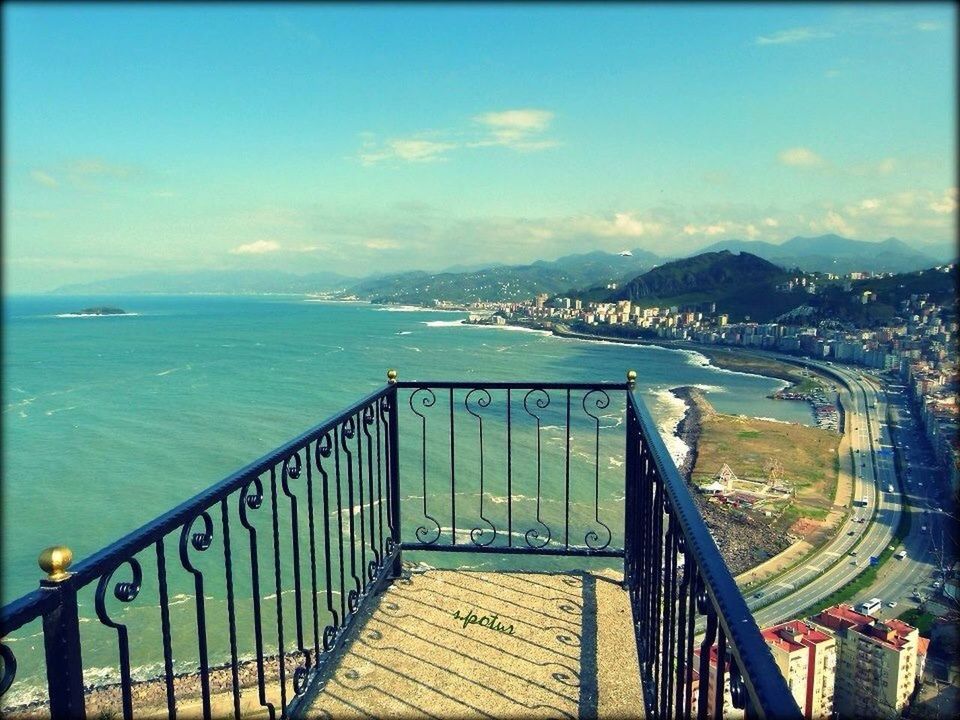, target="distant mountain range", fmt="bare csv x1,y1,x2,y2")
50,269,356,295
696,235,946,274
47,235,952,297
346,248,661,305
